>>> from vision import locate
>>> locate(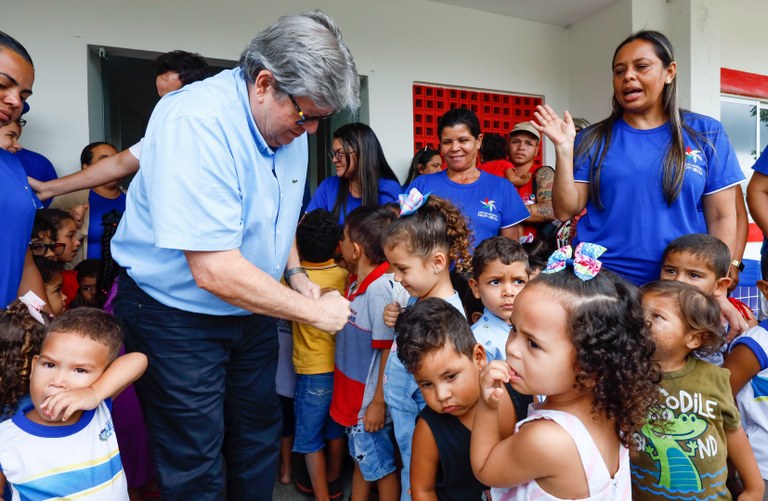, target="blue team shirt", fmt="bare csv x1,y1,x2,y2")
573,113,743,286
306,175,401,224
87,190,126,259
1,149,41,307
112,68,307,315
407,170,529,247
